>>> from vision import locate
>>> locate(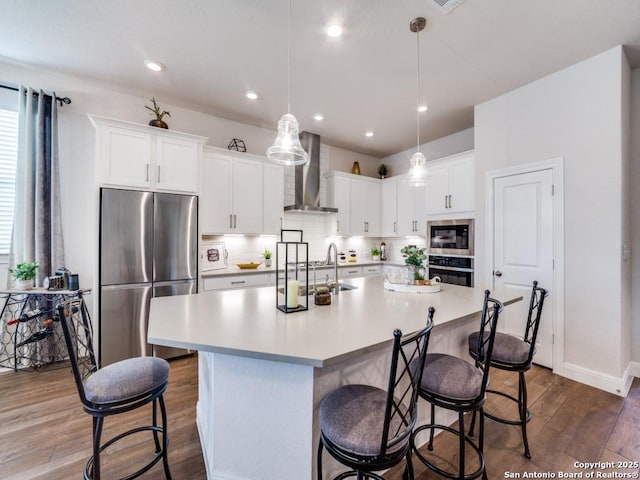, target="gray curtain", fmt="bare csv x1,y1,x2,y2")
7,86,64,287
